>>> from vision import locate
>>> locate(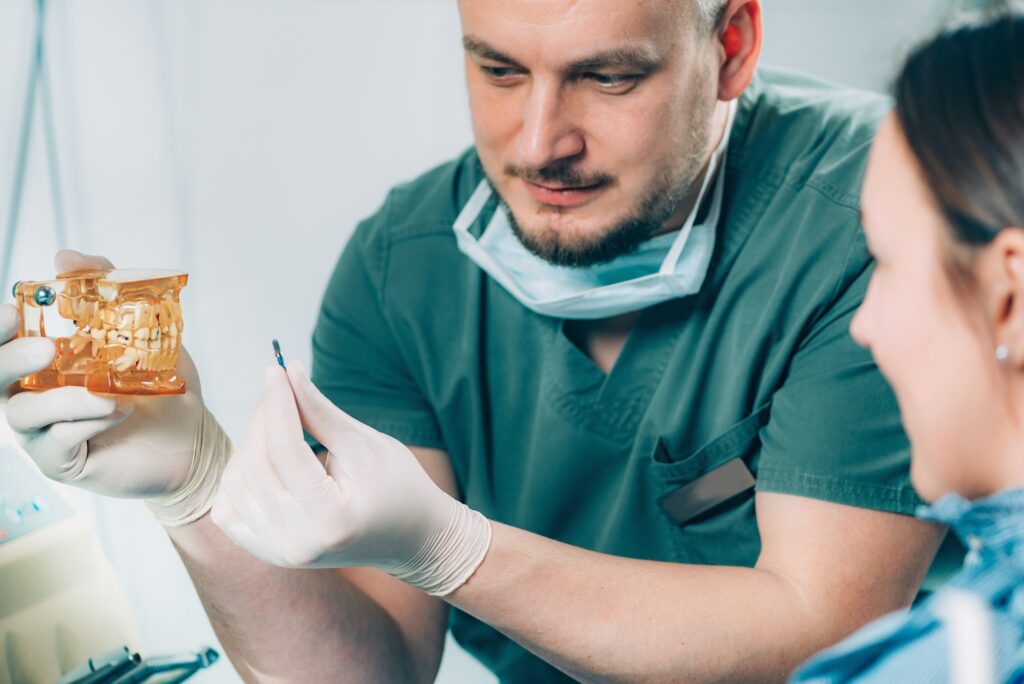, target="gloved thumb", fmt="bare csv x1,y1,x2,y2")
55,249,115,274
286,362,371,449
0,337,55,391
